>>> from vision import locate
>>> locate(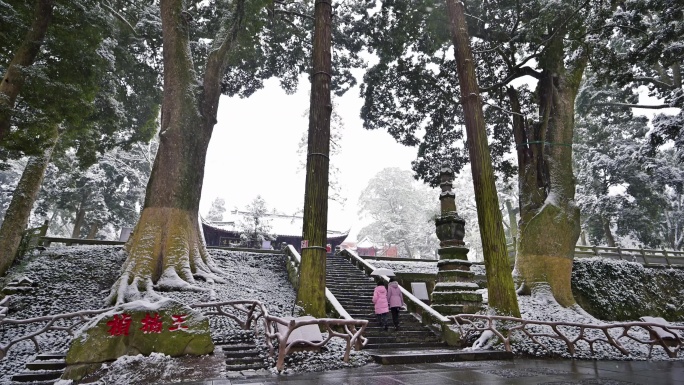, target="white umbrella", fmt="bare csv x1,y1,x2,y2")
370,268,395,277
